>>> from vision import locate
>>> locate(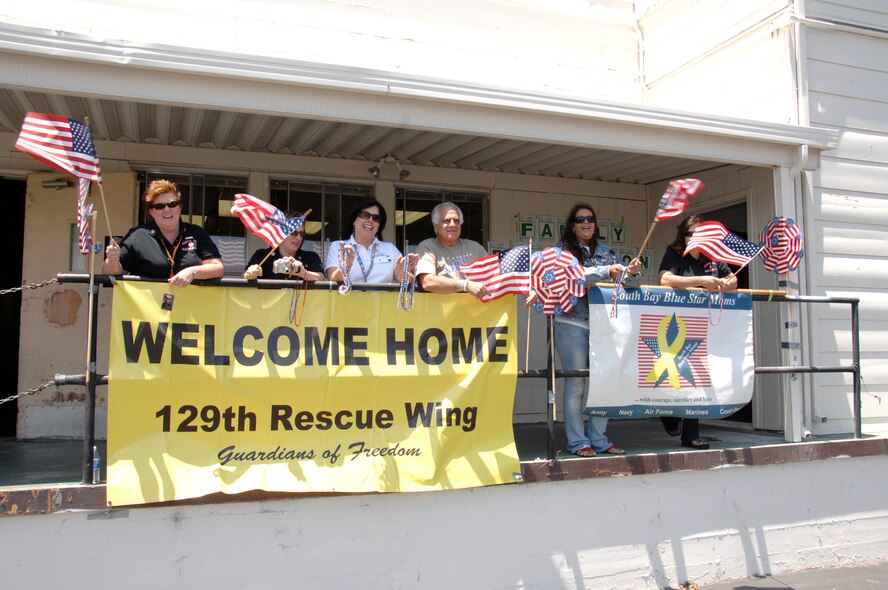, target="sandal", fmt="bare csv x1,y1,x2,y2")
602,444,626,455
573,447,596,457
681,439,710,450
